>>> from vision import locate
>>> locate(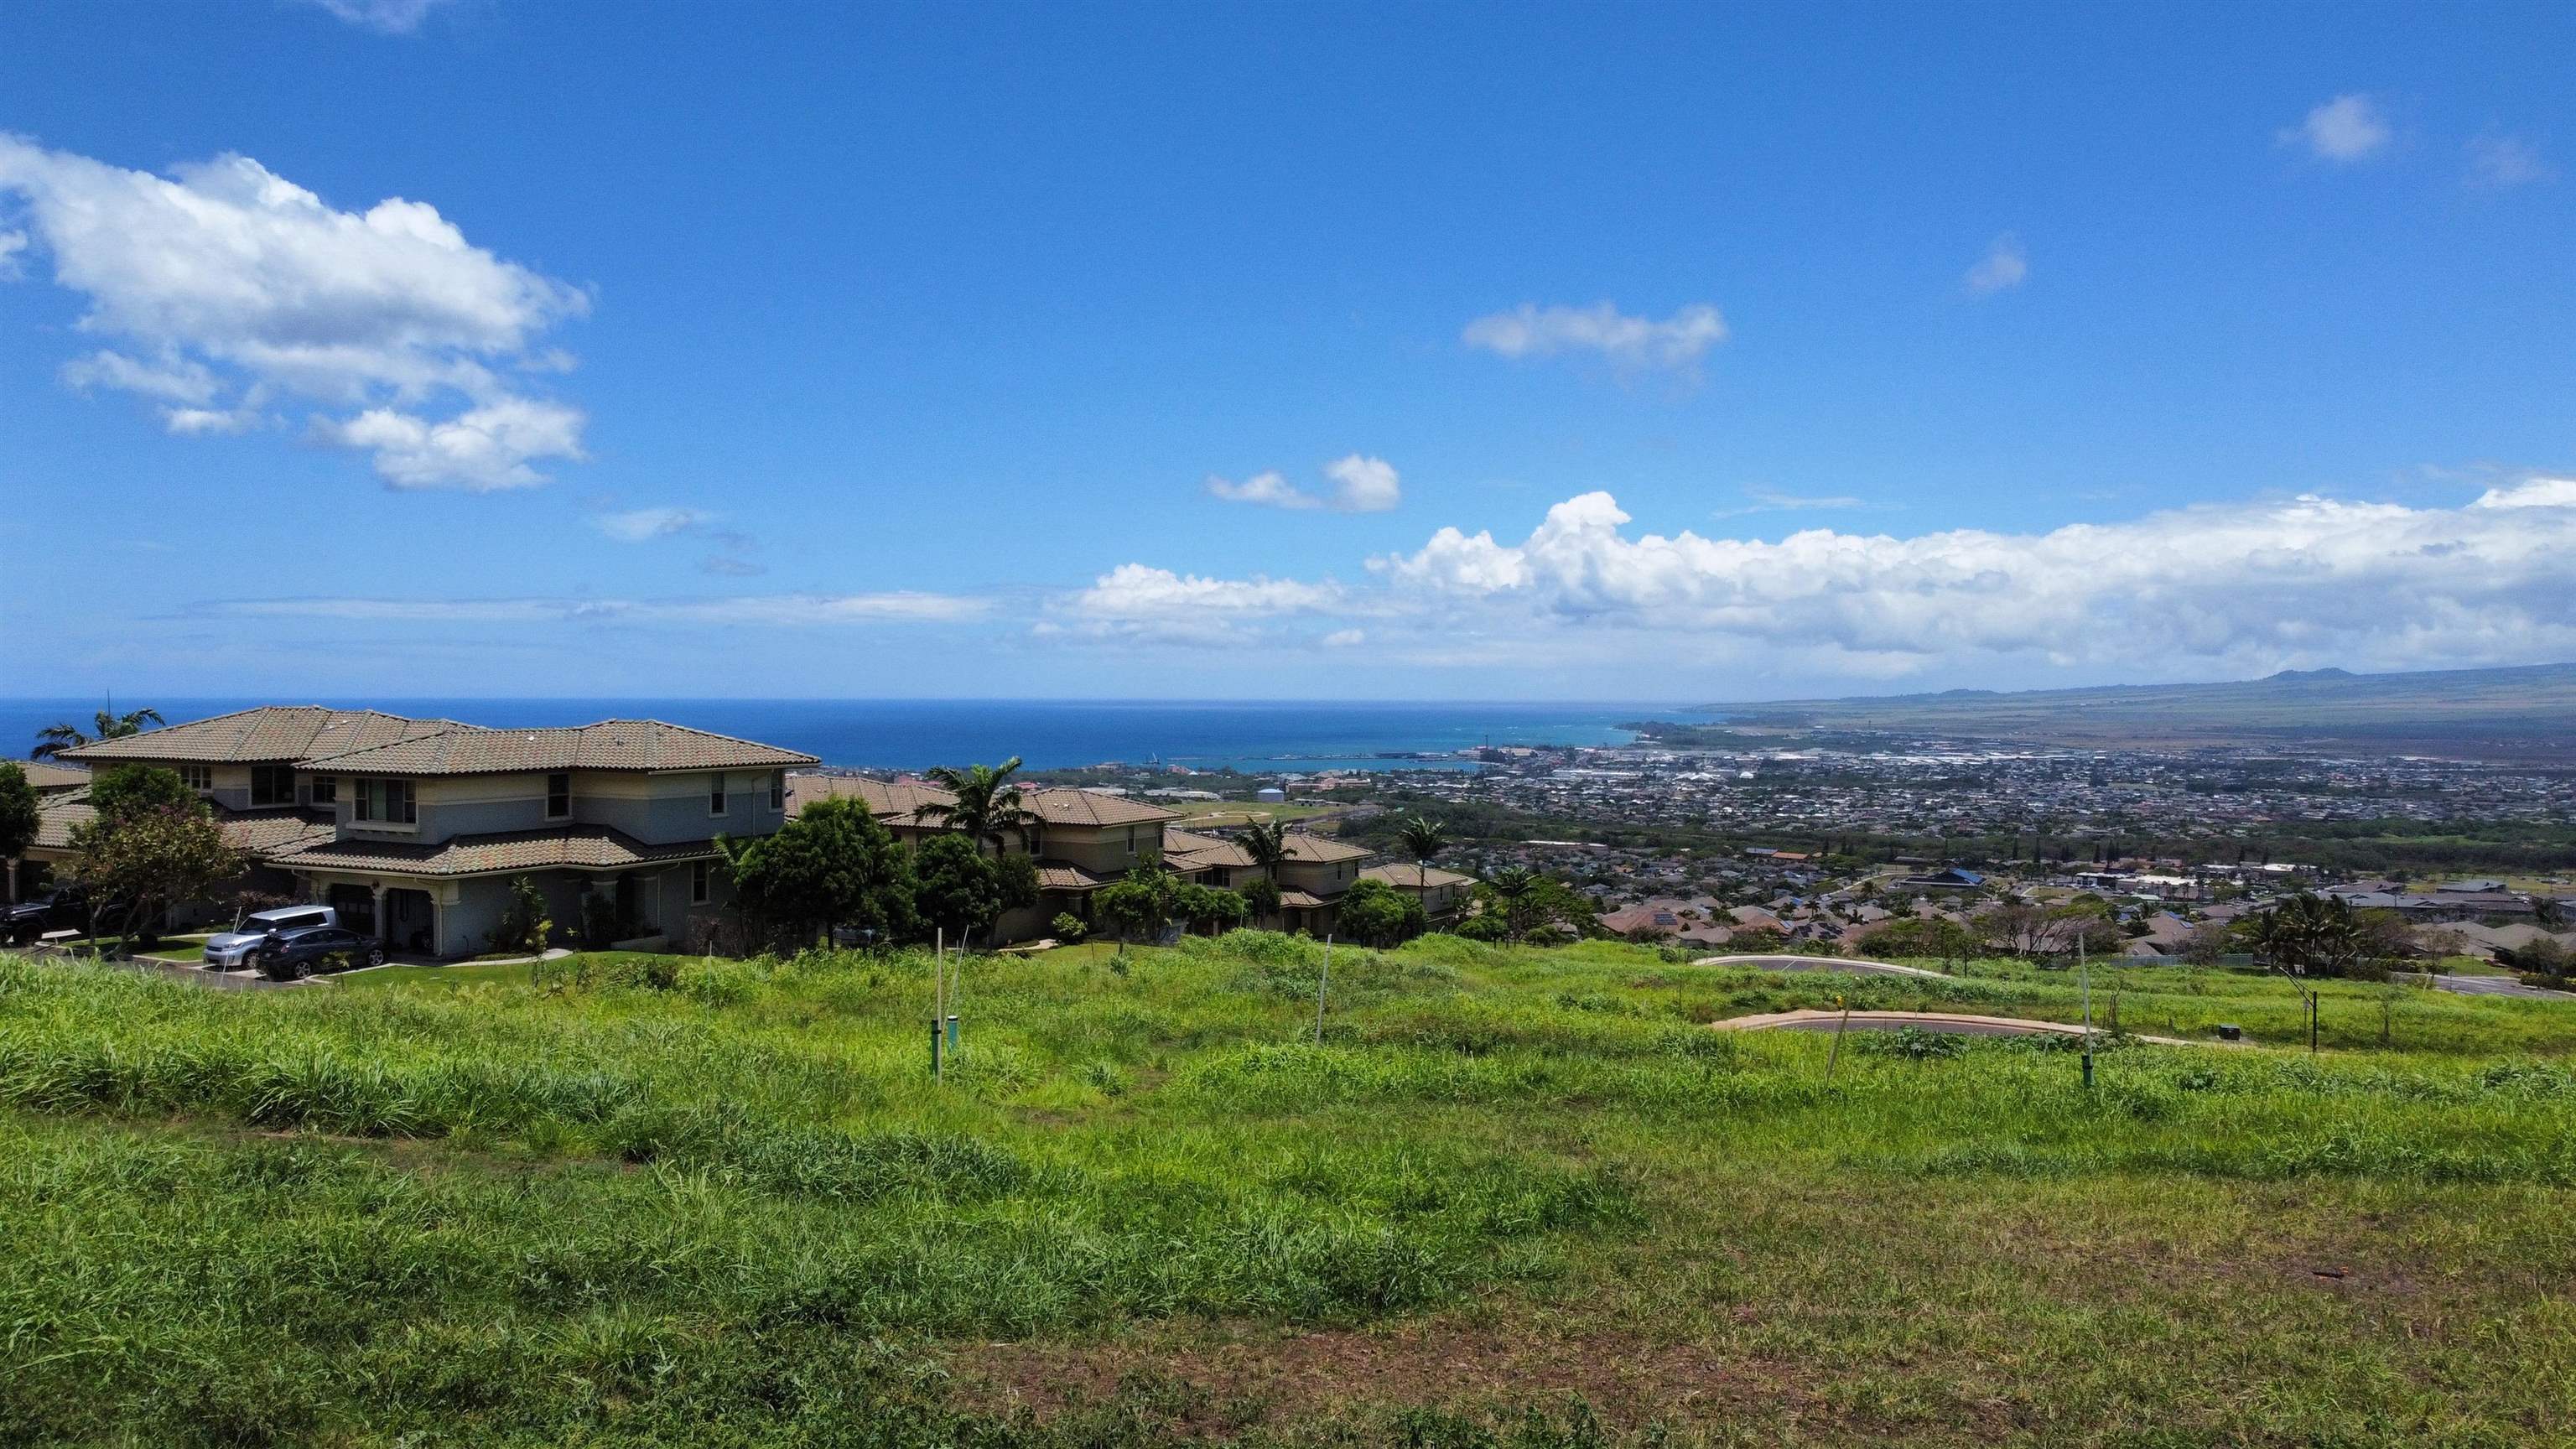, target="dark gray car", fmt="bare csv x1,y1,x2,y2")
250,926,385,980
